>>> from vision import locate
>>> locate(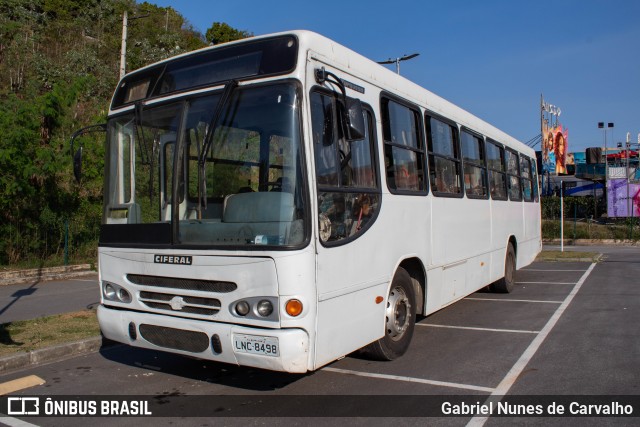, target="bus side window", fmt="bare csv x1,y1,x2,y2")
460,129,488,198
506,148,522,201
426,115,462,196
487,140,507,200
381,98,425,193
520,156,534,202
531,158,540,202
